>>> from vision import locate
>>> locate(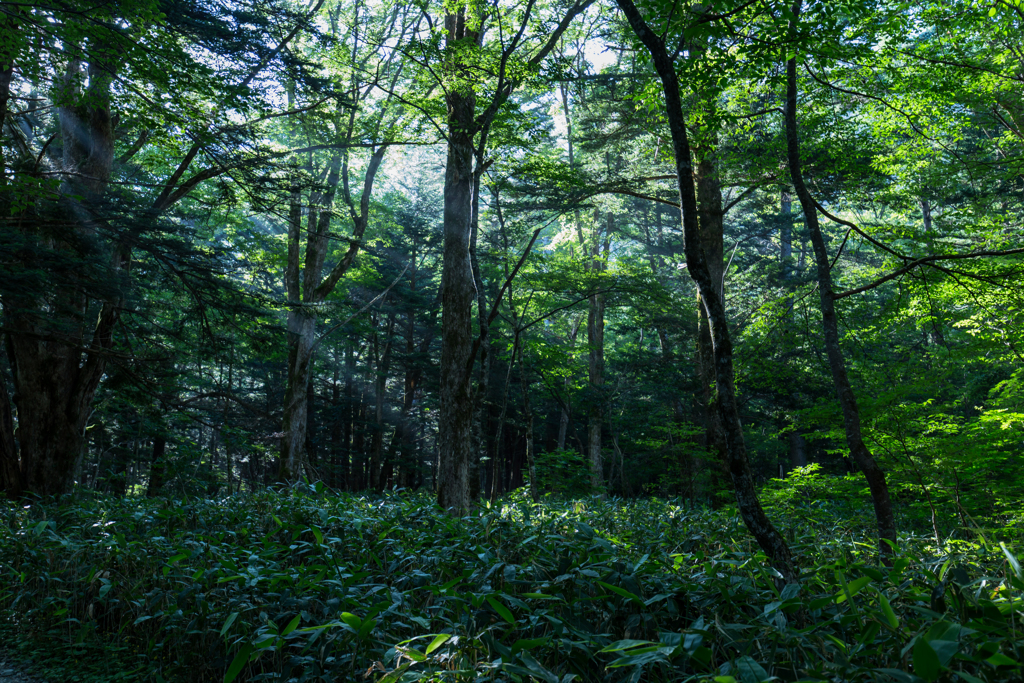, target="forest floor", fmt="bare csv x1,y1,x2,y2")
1,488,1022,682
0,653,45,683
